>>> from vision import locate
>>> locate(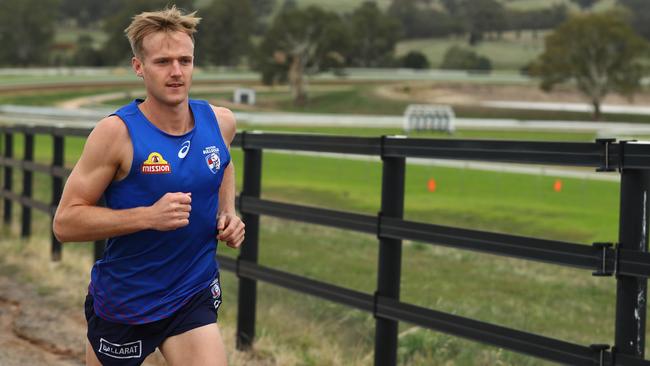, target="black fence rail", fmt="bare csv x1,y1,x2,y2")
2,123,650,366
